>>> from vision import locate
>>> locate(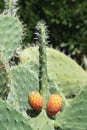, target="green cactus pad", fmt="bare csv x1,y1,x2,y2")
0,57,10,99
0,99,33,130
0,14,23,62
19,46,87,97
55,84,87,130
10,64,39,111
